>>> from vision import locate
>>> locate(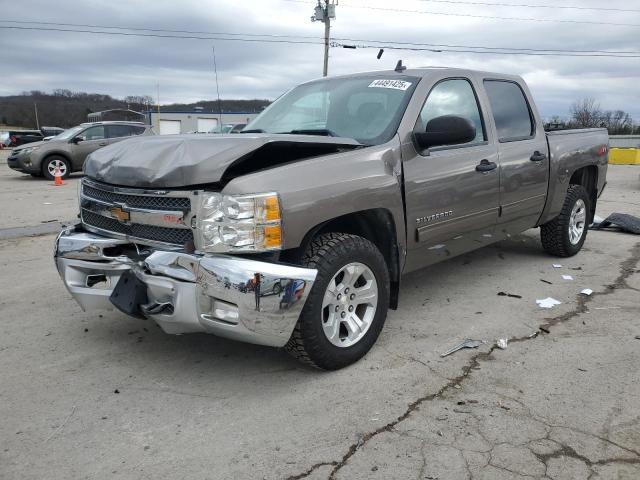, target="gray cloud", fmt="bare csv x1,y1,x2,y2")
1,0,638,118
